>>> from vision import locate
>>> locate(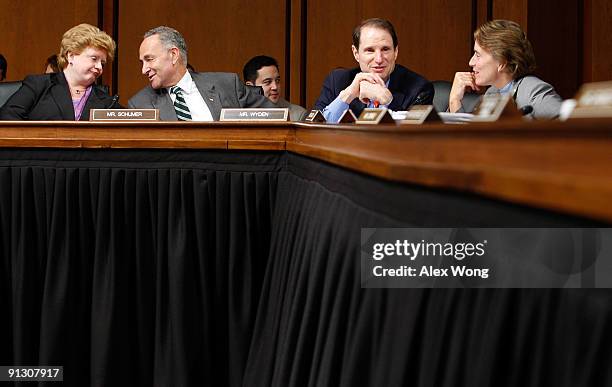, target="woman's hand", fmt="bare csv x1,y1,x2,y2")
449,72,480,112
